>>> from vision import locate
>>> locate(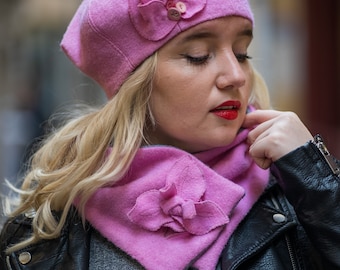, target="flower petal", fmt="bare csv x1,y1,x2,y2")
166,156,206,201
180,0,207,19
129,0,177,40
182,201,229,235
128,155,230,235
127,190,171,231
128,0,207,41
